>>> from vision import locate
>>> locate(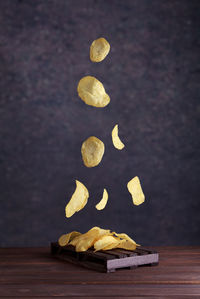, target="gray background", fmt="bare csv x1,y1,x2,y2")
0,0,199,247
